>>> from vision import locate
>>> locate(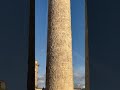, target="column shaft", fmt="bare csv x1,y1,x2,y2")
46,0,74,90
